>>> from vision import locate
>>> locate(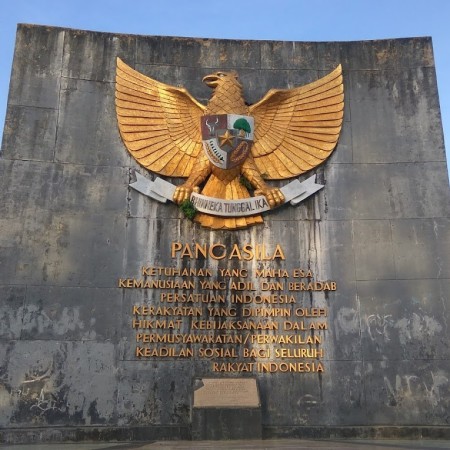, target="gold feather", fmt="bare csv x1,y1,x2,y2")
249,65,344,179
115,58,205,177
